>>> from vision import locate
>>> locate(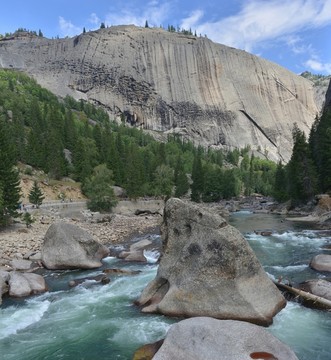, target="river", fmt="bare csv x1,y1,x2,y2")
0,212,330,359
